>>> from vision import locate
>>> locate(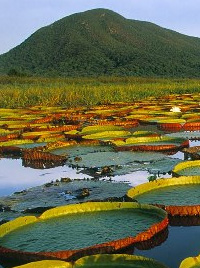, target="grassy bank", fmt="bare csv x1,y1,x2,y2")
0,76,200,108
